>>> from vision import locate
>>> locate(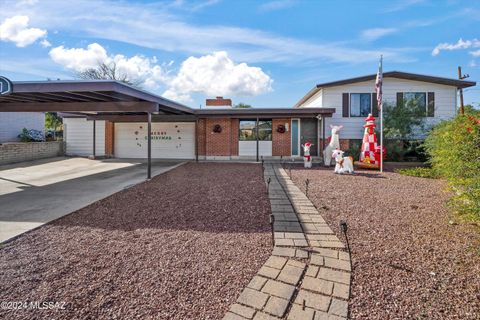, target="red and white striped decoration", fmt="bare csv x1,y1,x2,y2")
359,114,380,166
